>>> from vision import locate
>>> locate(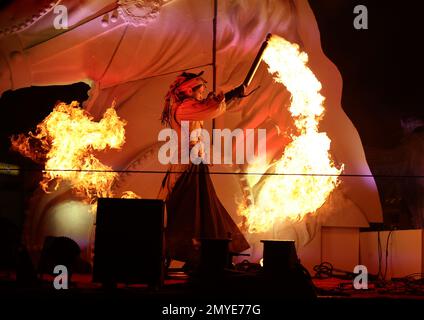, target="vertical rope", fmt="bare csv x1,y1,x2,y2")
212,0,218,142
